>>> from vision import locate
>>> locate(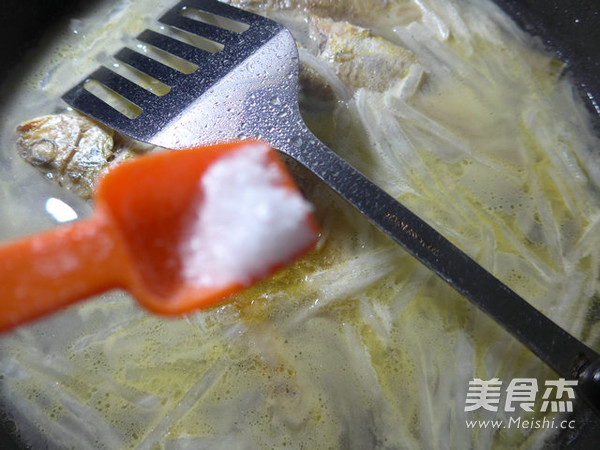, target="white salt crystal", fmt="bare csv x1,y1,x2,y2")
179,143,315,288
